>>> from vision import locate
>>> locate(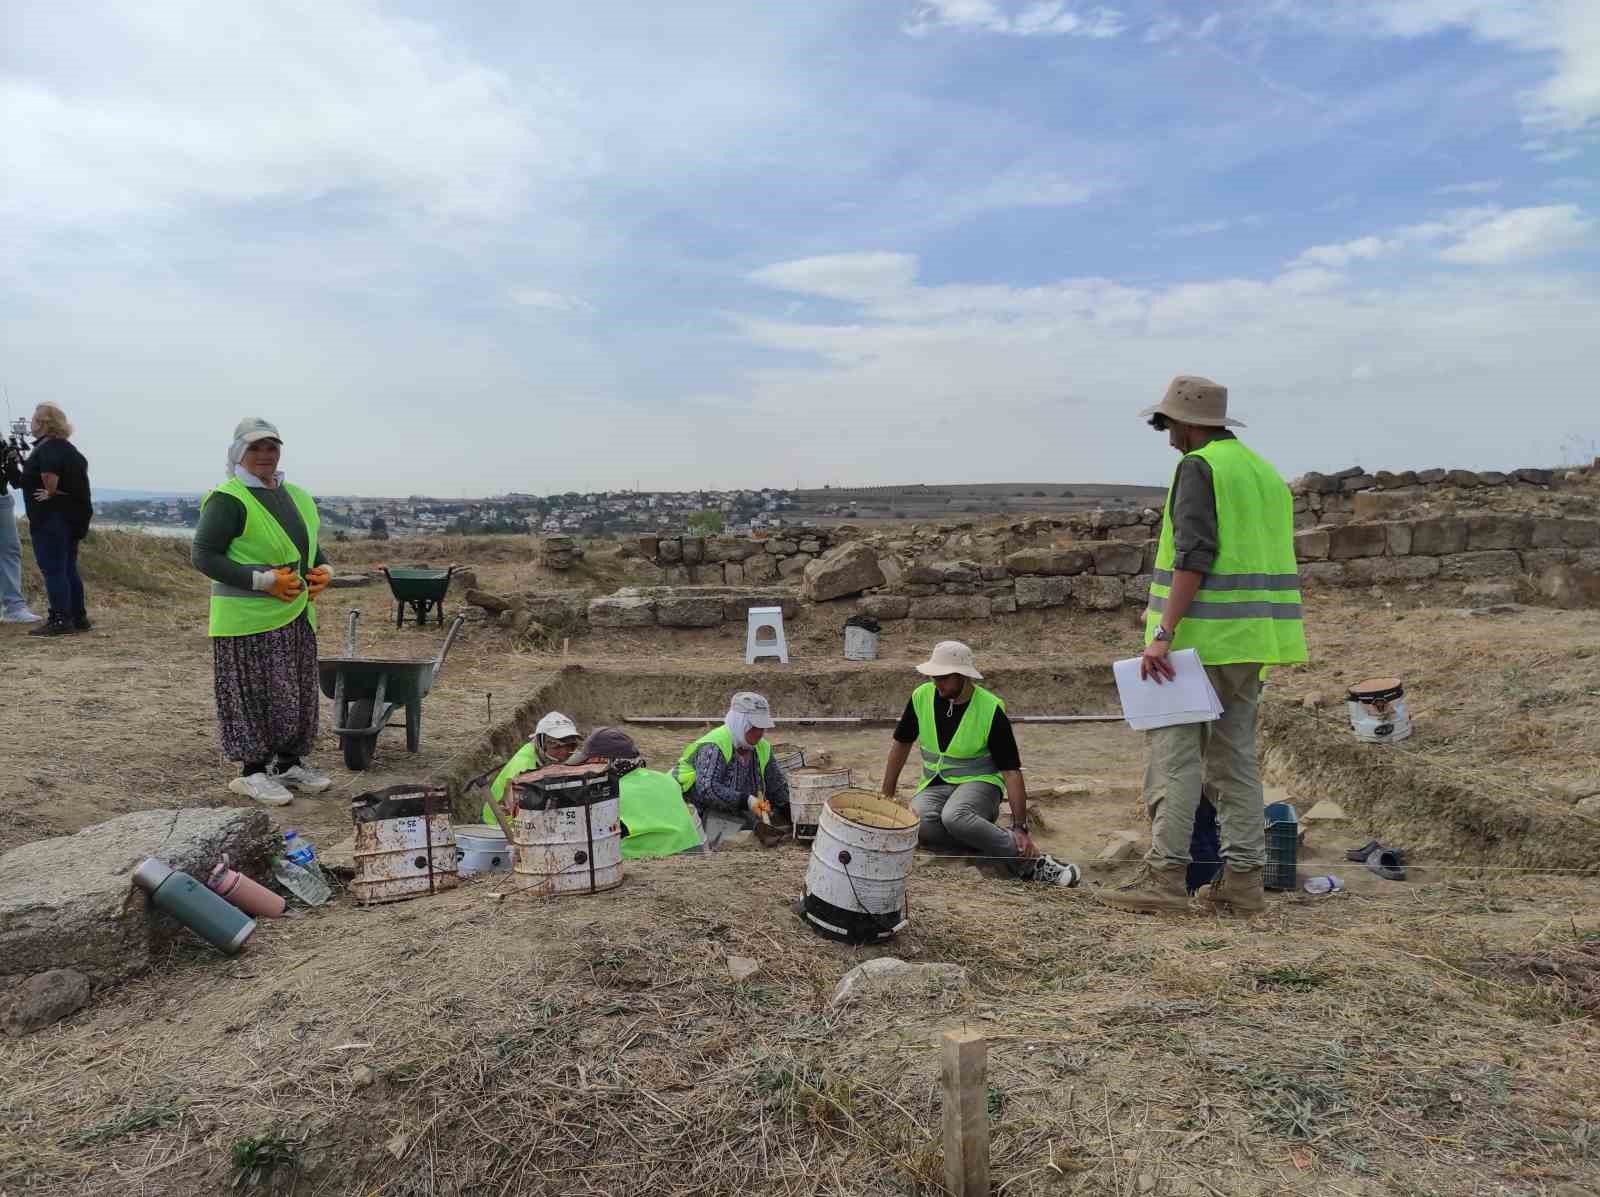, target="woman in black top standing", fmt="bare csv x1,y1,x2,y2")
22,403,93,637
